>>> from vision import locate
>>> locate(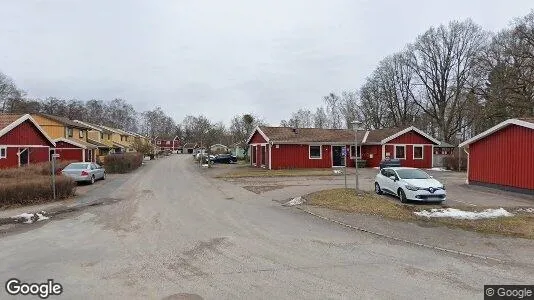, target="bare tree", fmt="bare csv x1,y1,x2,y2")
339,91,358,128
405,19,488,142
323,92,342,129
313,107,328,128
0,72,24,113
